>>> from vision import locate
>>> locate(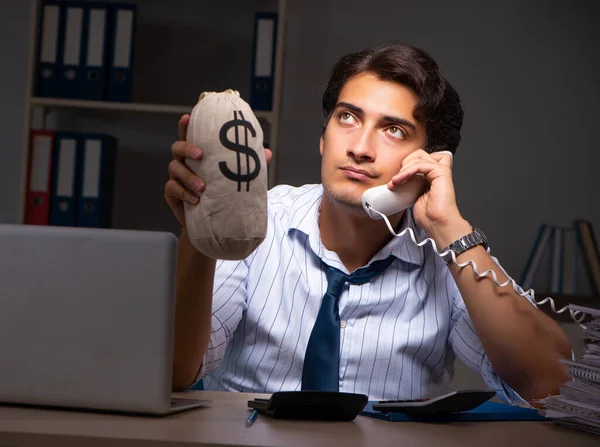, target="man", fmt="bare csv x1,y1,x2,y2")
165,43,571,405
